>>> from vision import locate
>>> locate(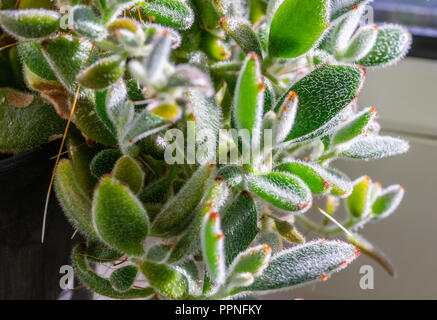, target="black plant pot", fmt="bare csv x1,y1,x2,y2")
0,142,87,299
